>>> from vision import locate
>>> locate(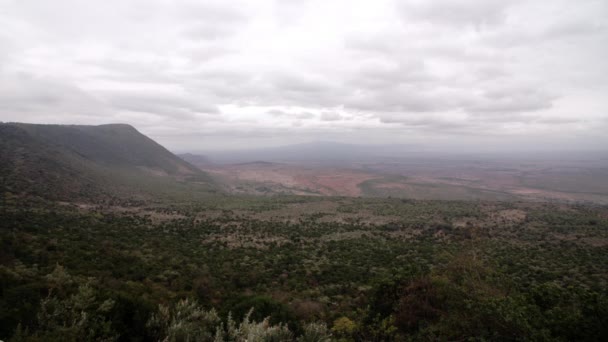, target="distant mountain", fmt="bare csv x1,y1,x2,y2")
0,123,214,201
233,161,281,167
198,141,424,164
